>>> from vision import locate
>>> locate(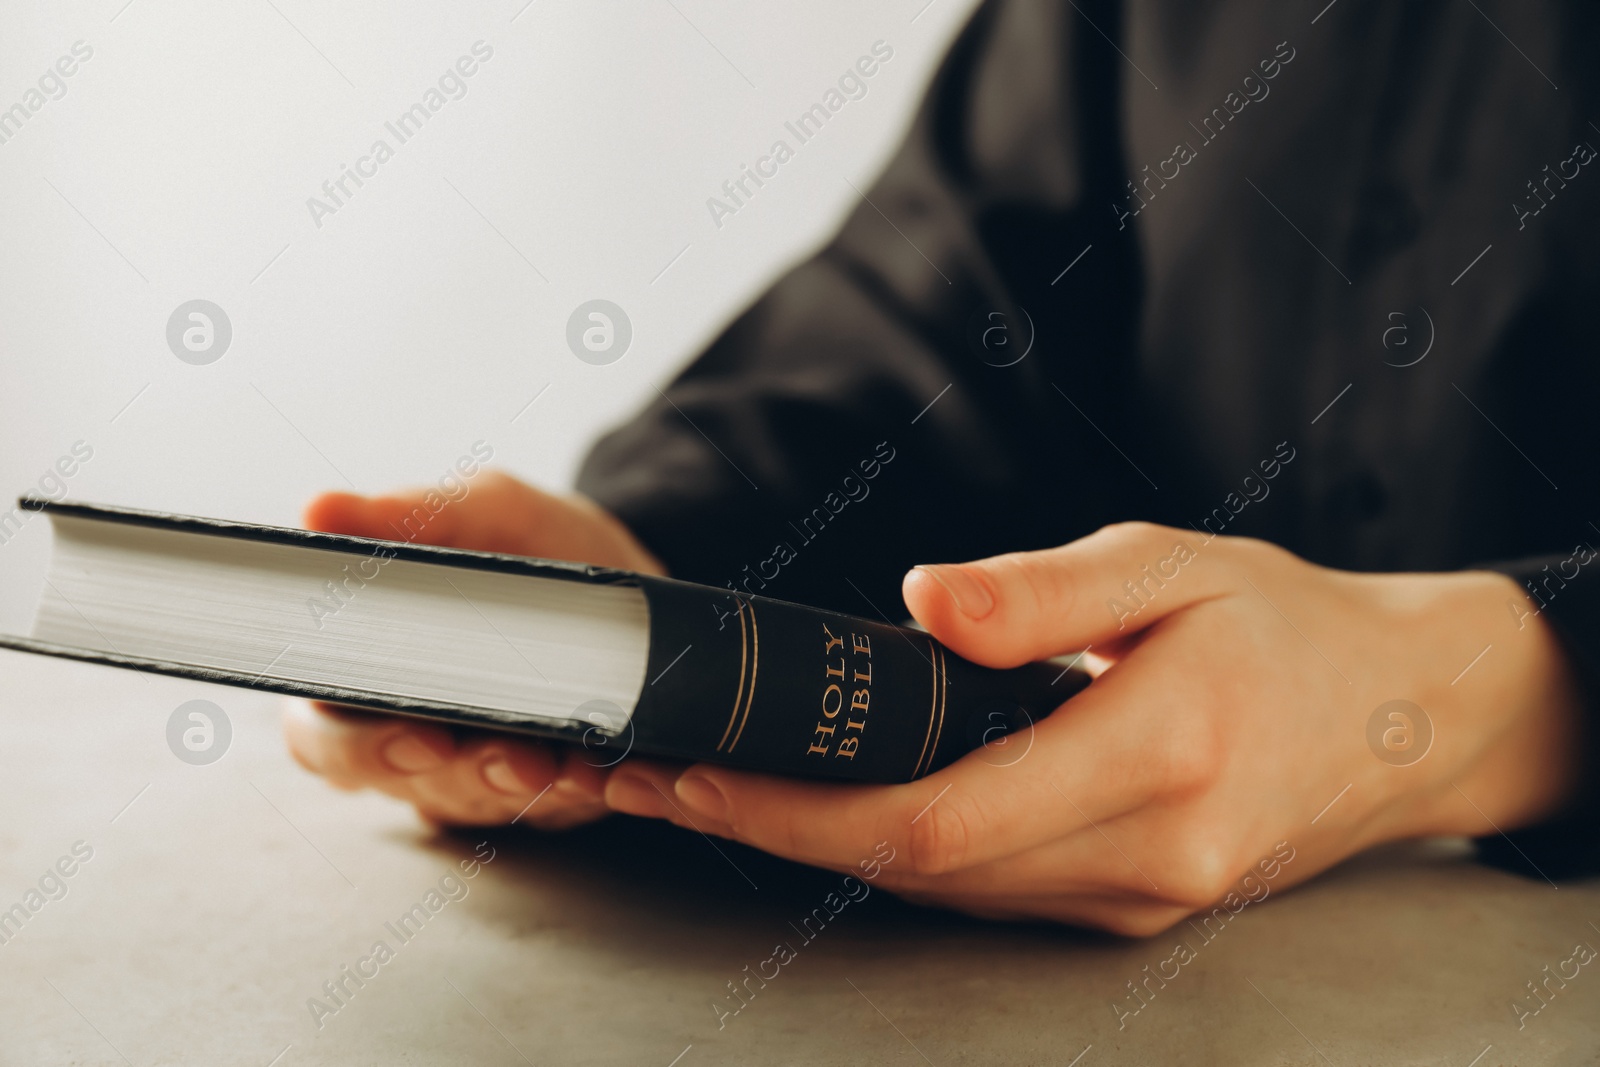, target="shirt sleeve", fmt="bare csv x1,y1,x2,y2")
1476,555,1600,878
577,1,1138,616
